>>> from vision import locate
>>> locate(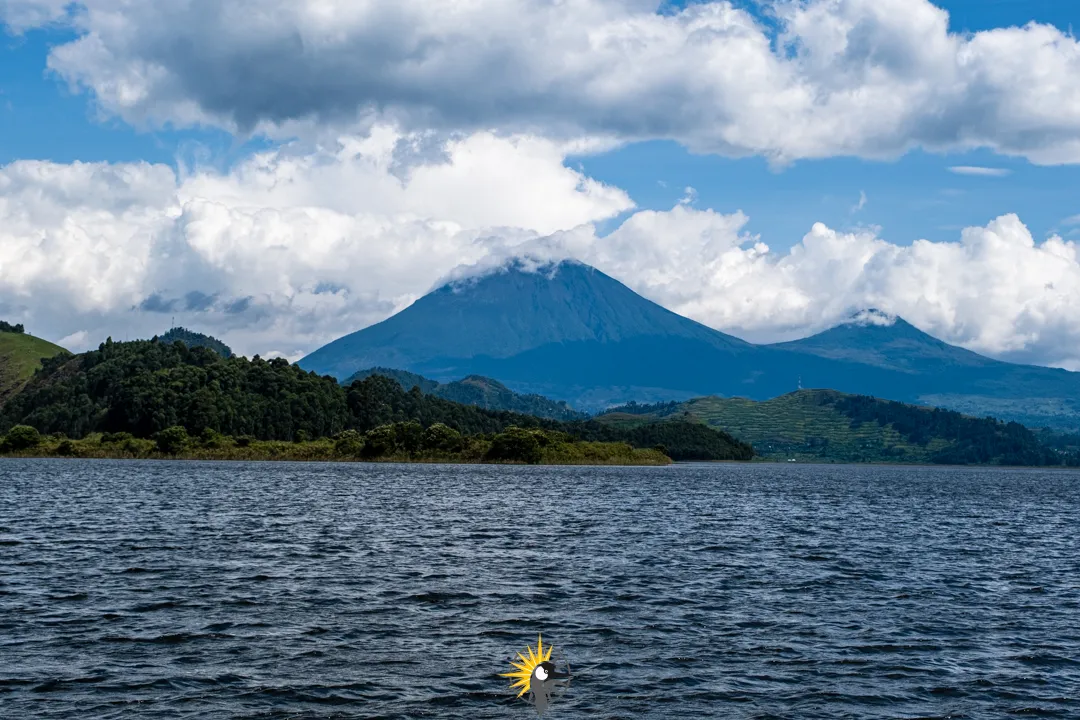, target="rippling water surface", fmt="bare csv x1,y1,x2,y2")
2,460,1078,718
